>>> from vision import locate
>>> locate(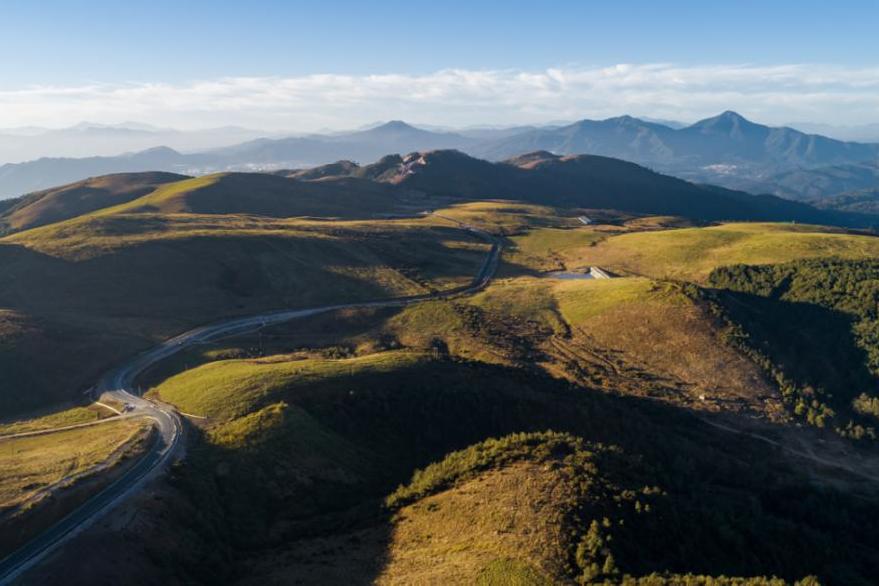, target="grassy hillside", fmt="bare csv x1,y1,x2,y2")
376,433,816,585
444,214,876,282
708,258,879,434
431,200,582,234
376,150,846,225
4,216,486,312
0,403,115,435
0,211,487,416
465,276,778,416
100,172,420,219
0,418,148,512
578,222,879,281
0,172,186,234
0,309,150,415
24,210,879,583
152,350,425,421
9,171,879,585
140,266,780,421
139,349,875,584
504,226,609,273
297,149,849,225
0,417,152,556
